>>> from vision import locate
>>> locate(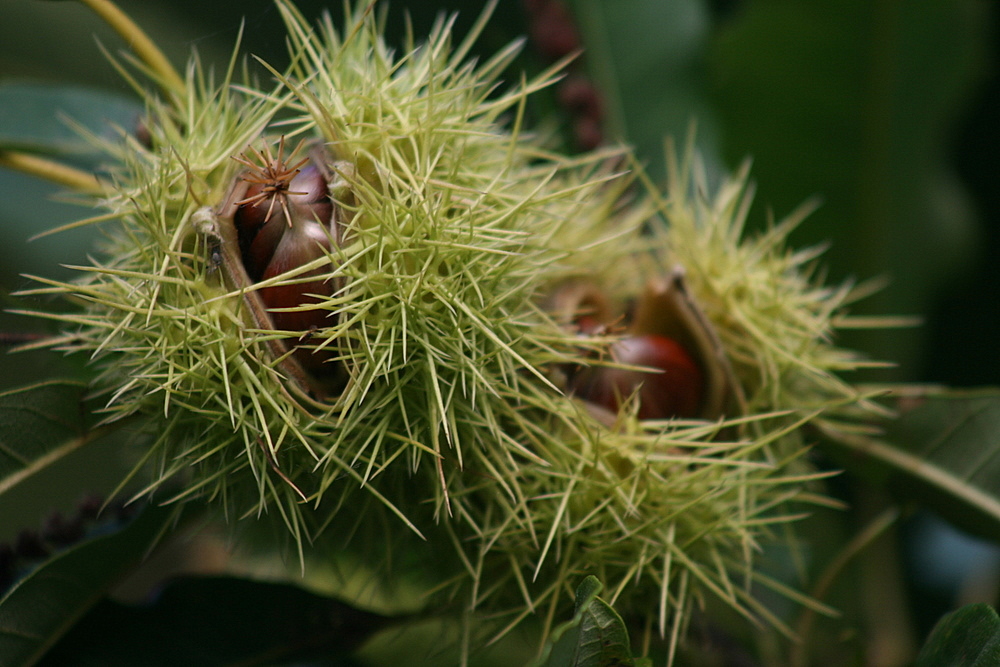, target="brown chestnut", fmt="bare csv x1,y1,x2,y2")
570,334,704,420
235,163,333,281
258,219,333,334
230,139,340,377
